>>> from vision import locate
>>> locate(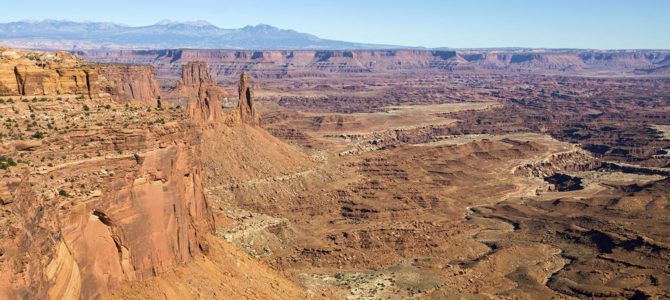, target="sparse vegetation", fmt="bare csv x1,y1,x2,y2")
0,155,17,170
